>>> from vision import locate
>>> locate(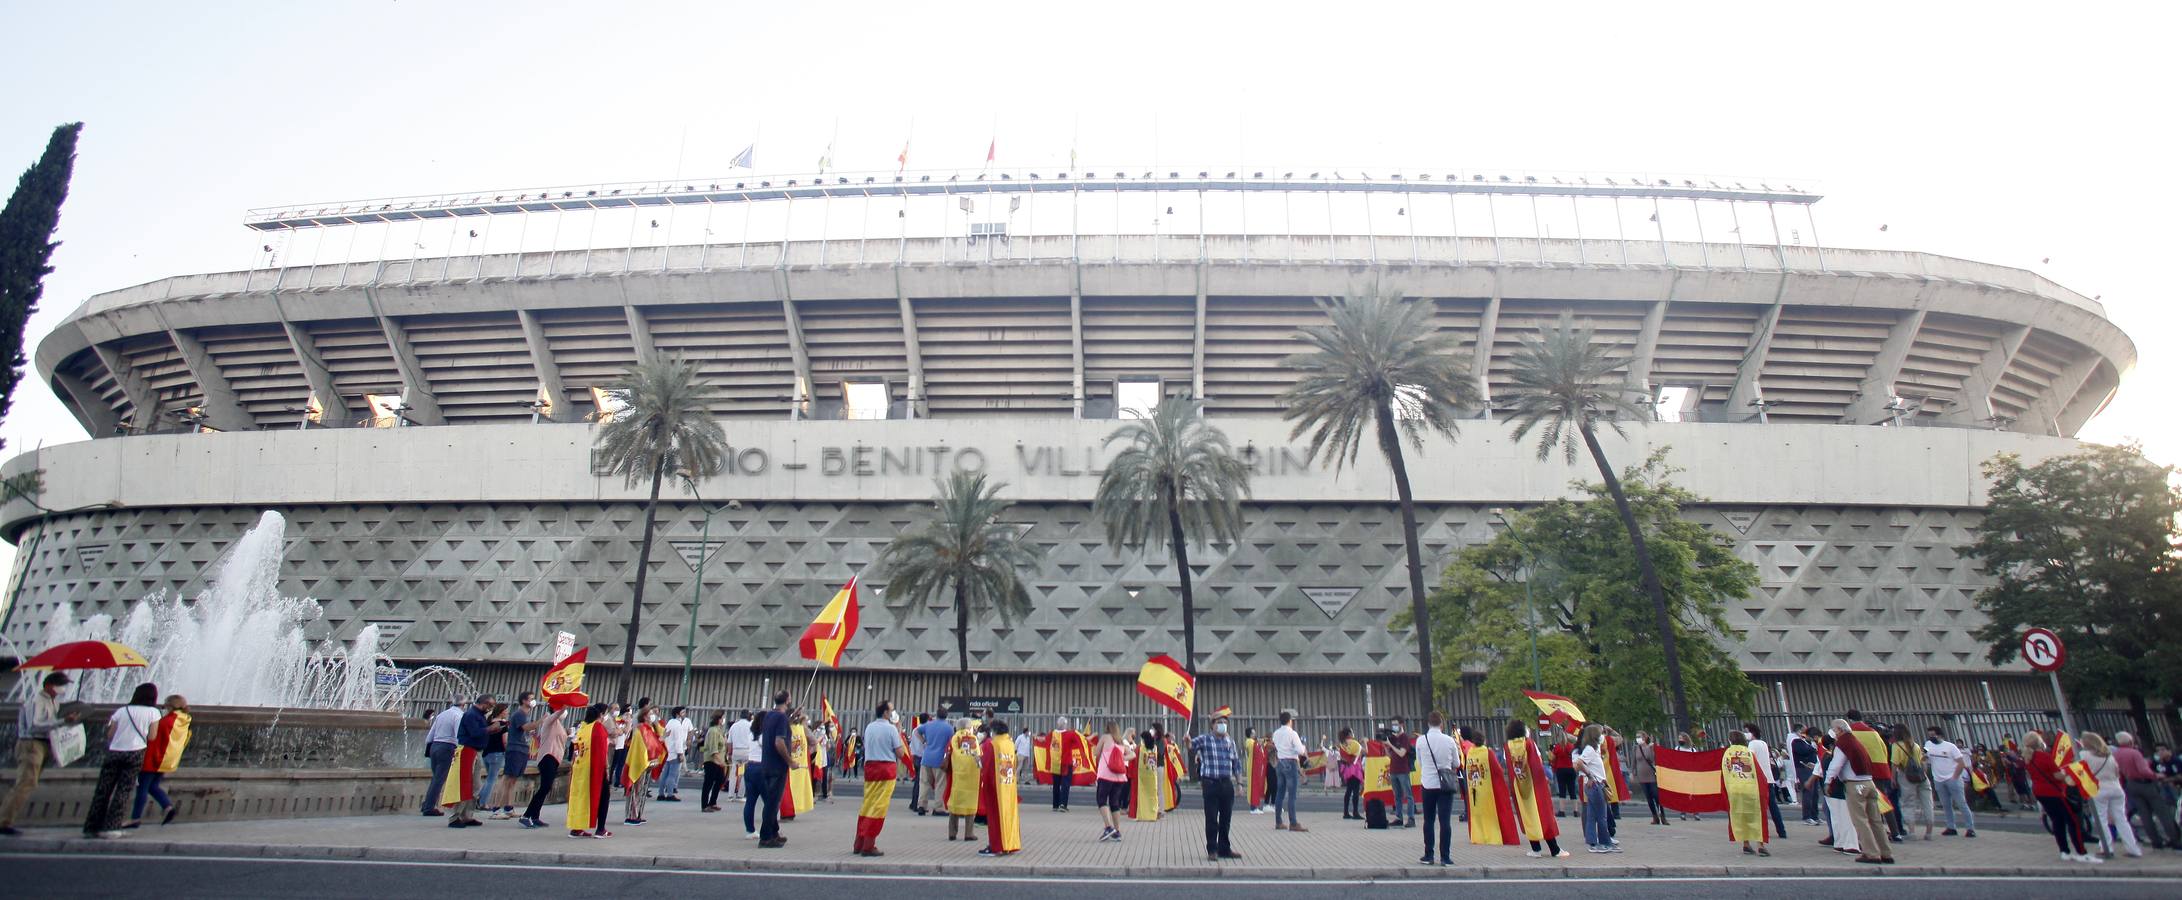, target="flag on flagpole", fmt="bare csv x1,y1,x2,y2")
896,141,910,172
796,576,861,668
986,138,996,164
821,694,839,732
1521,690,1587,730
731,144,755,169
541,647,588,708
817,142,833,173
1135,654,1195,718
